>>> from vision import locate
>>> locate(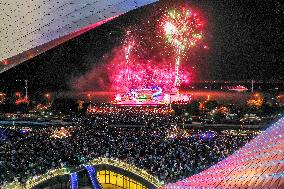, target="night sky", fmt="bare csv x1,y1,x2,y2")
0,0,283,94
